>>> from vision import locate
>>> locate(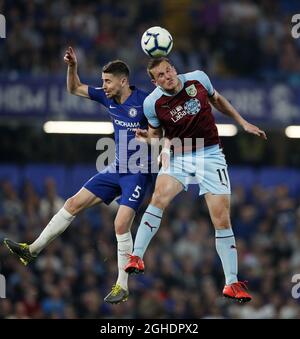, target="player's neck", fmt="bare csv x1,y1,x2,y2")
115,87,132,104
165,78,182,96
